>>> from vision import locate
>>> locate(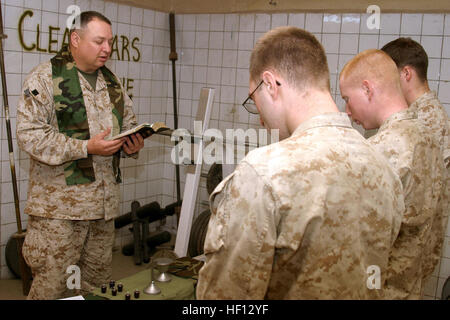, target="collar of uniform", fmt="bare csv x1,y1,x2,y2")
291,112,352,137
78,68,107,92
378,108,417,131
409,90,438,110
97,69,108,91
65,45,106,92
